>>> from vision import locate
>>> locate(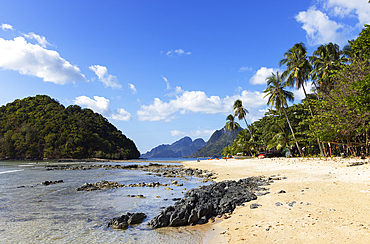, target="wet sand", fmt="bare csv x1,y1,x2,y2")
182,157,370,244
